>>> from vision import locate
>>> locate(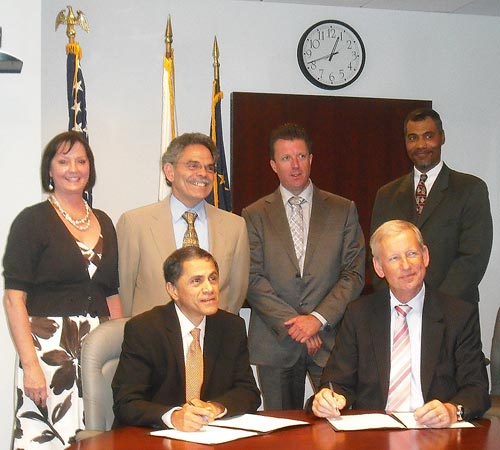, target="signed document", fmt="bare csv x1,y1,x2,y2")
327,413,406,431
150,414,310,444
209,413,310,432
393,412,475,429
